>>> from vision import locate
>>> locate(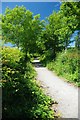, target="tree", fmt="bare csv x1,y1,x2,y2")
2,6,43,60
46,2,80,50
39,11,65,61
38,2,80,62
60,2,80,48
60,2,80,30
38,22,59,60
